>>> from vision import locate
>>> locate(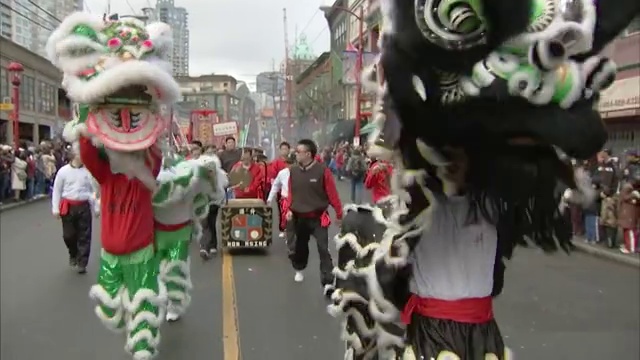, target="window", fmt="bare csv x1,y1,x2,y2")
37,81,55,115
0,68,7,100
19,75,35,111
